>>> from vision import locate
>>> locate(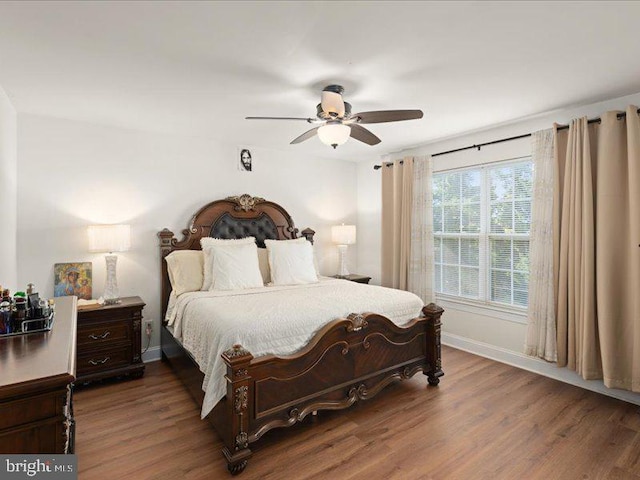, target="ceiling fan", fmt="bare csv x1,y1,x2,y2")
246,85,424,149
